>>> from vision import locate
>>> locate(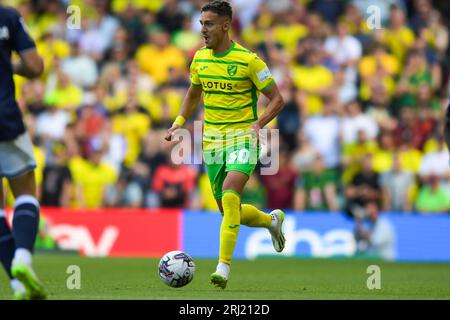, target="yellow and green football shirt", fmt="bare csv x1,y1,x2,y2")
189,41,275,151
